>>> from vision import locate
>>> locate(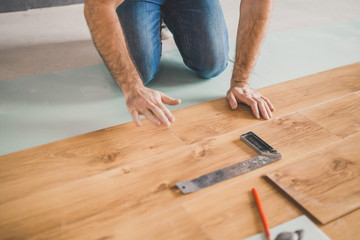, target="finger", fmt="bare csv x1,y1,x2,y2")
256,99,269,120
261,96,275,111
143,110,161,126
161,94,181,106
227,91,238,110
260,96,274,117
265,102,273,118
233,91,260,119
250,100,261,119
149,105,170,127
158,103,175,123
130,111,142,127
